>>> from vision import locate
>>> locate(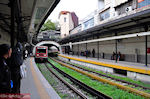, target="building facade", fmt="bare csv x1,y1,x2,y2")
59,11,78,38
60,0,150,64
70,0,150,35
